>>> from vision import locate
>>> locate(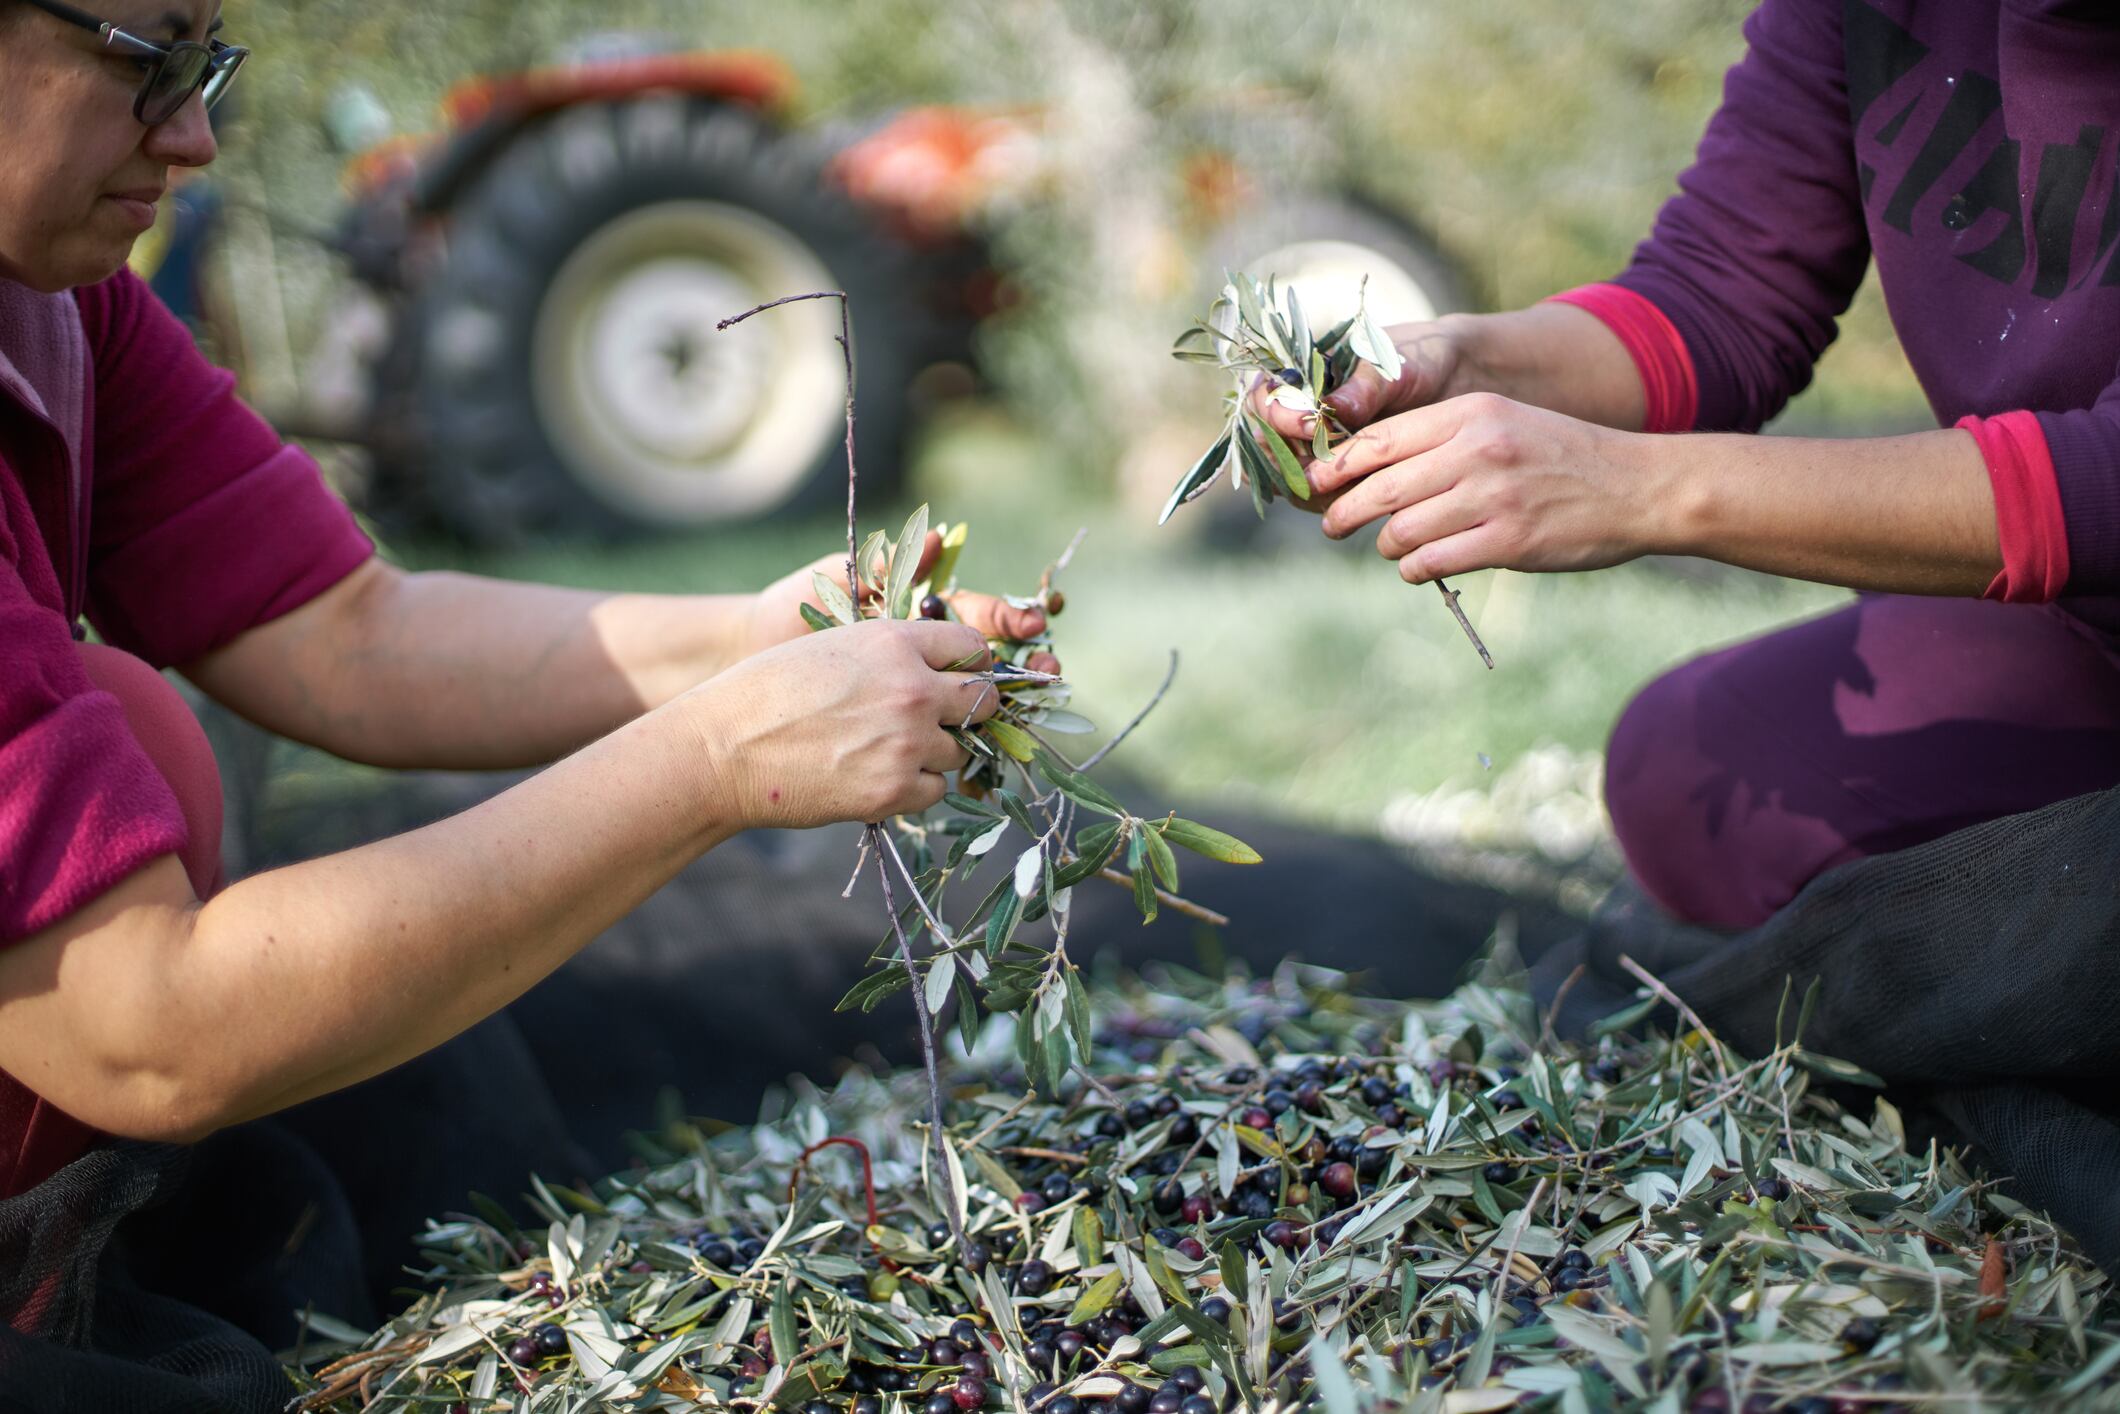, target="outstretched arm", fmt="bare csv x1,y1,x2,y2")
1310,392,2000,597
182,539,1047,771
0,618,995,1143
